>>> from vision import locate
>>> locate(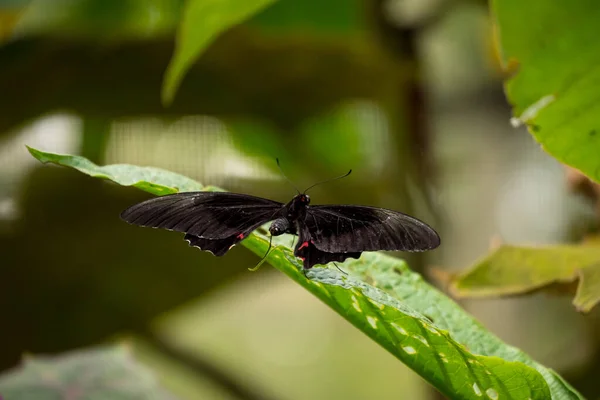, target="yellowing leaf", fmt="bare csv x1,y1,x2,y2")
575,263,600,312
452,244,600,313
